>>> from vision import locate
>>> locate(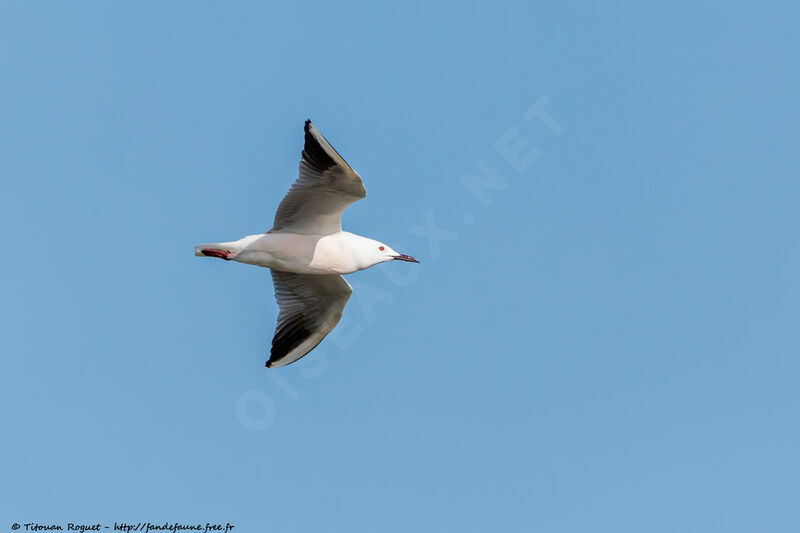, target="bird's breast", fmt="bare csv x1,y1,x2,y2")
235,233,356,274
309,238,359,274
